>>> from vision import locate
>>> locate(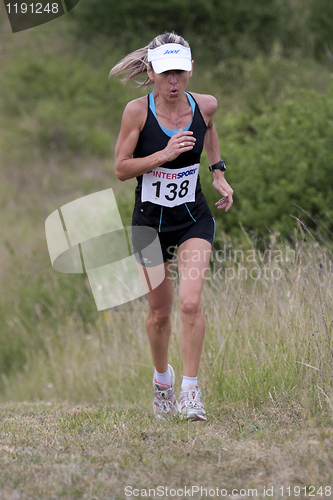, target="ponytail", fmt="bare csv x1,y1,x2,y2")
109,32,190,87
